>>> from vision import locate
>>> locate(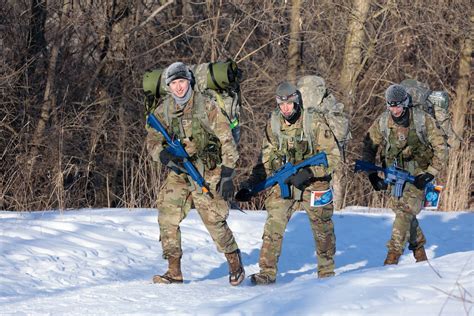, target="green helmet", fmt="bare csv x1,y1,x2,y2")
275,81,299,104
275,81,301,123
385,84,409,107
